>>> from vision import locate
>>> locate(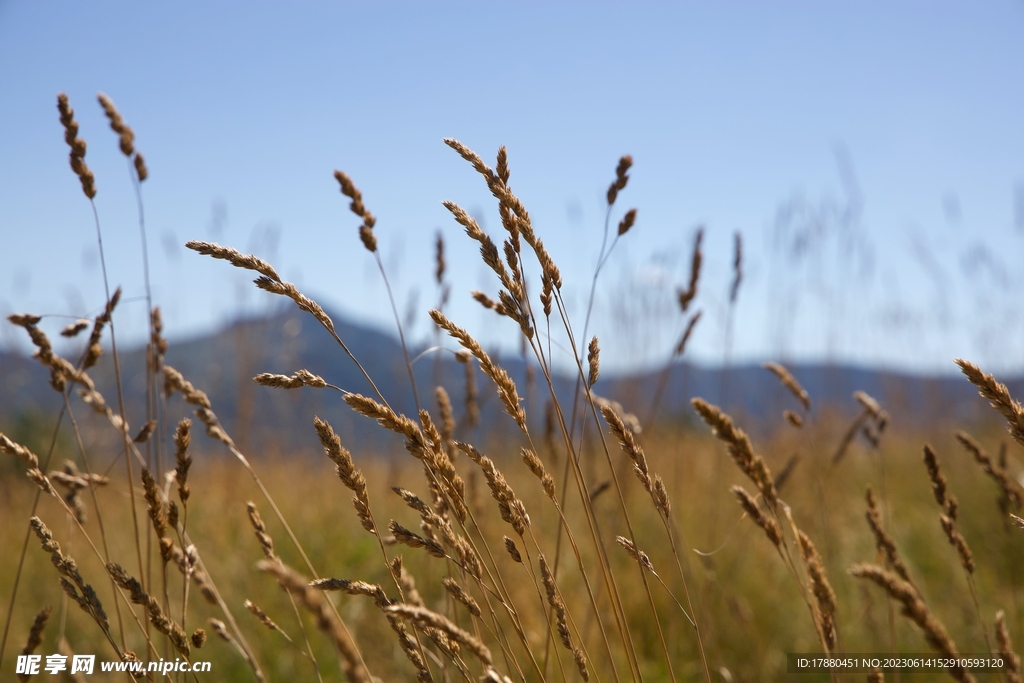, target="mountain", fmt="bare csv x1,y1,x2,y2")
2,307,1020,458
